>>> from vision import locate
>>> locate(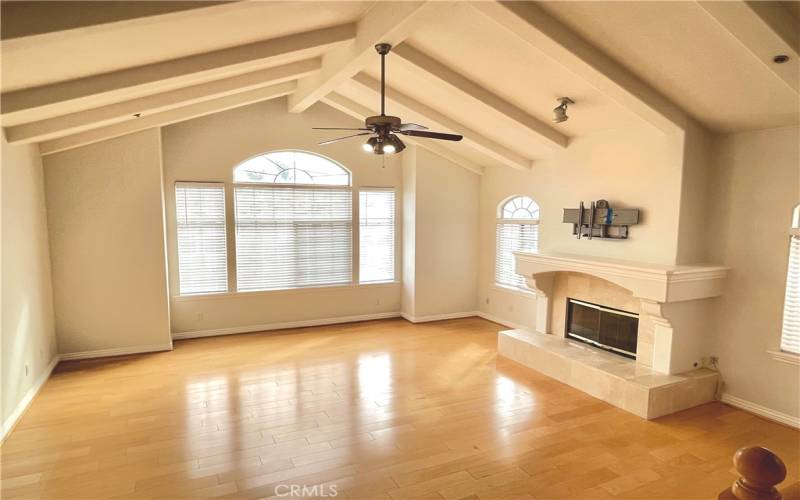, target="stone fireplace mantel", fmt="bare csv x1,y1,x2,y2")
514,251,729,304
512,251,729,375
